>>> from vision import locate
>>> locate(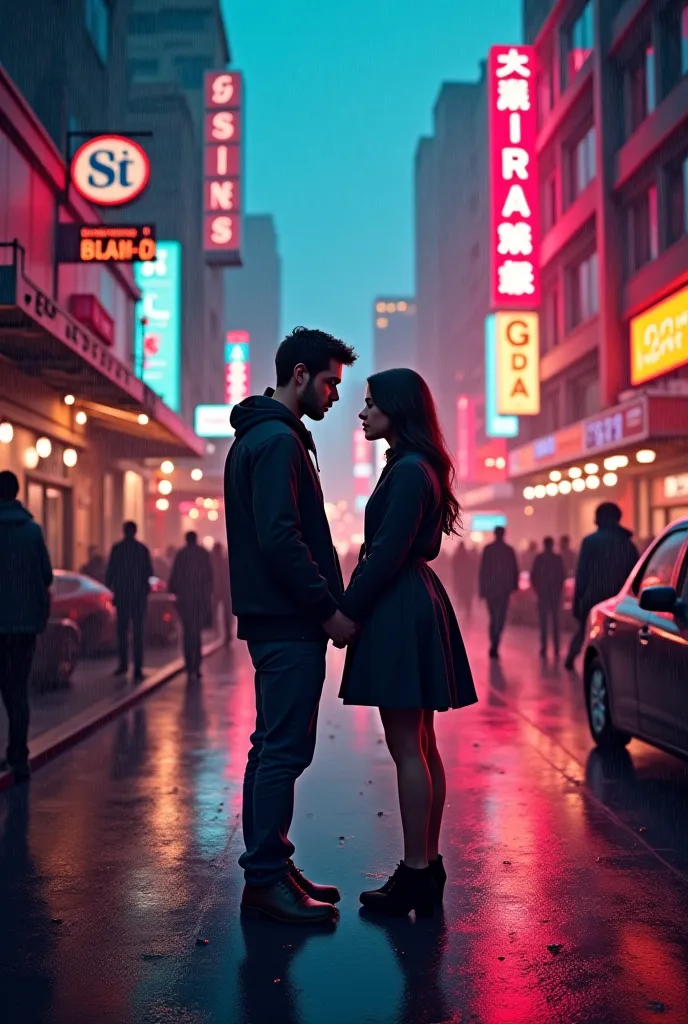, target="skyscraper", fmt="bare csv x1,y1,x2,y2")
223,216,282,394
373,298,417,374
